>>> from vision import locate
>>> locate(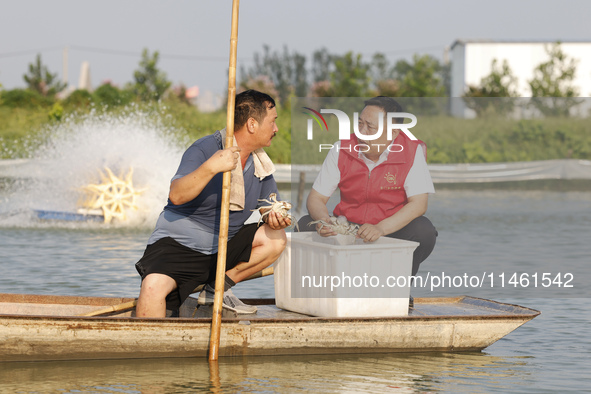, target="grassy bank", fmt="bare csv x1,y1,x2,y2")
416,116,591,164
0,106,52,158
1,99,590,164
